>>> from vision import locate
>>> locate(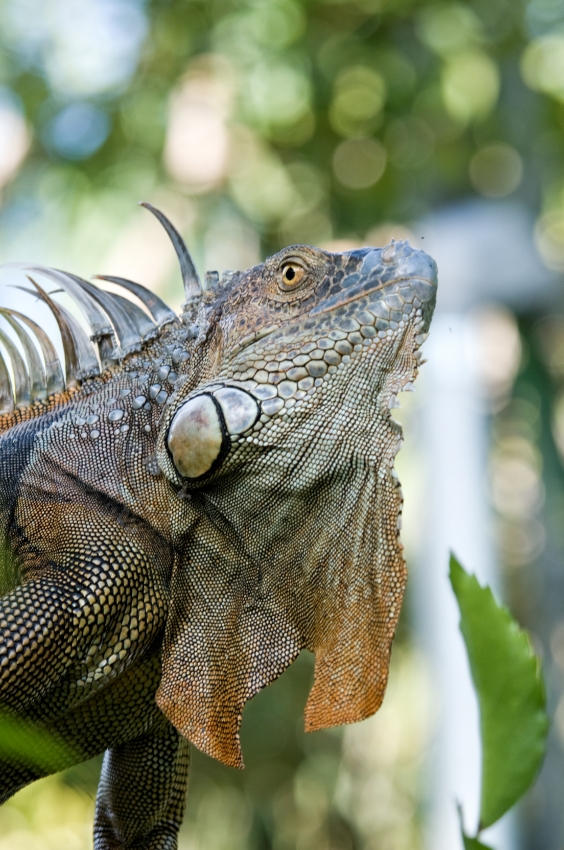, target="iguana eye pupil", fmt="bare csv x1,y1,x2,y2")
280,263,305,289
